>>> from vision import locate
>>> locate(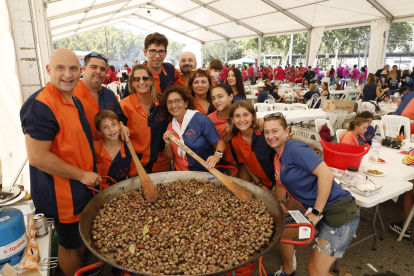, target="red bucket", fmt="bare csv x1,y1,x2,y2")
320,140,370,170
225,261,256,276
